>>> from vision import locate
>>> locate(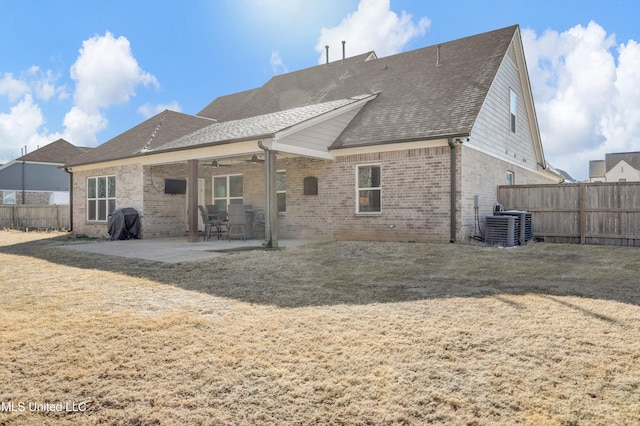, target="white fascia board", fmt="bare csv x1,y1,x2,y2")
463,142,563,182
331,139,449,157
67,140,261,172
512,28,546,169
262,139,334,159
